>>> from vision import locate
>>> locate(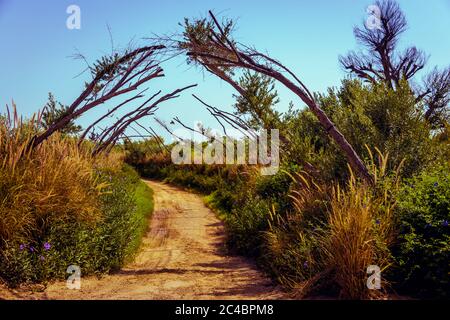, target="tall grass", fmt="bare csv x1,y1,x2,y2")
127,140,415,299
263,149,401,299
324,150,402,299
322,176,391,298
0,106,113,246
0,106,153,286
